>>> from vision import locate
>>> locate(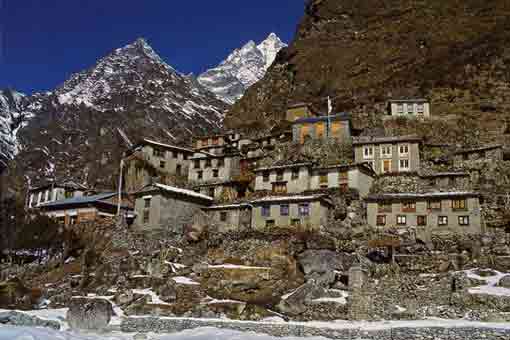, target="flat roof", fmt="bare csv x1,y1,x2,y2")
366,192,480,202
138,139,194,154
139,183,213,202
203,203,252,211
251,194,333,206
388,99,429,103
353,135,422,145
254,162,314,173
293,113,350,125
38,192,117,208
315,162,376,175
420,172,470,178
453,144,503,155
30,180,88,192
